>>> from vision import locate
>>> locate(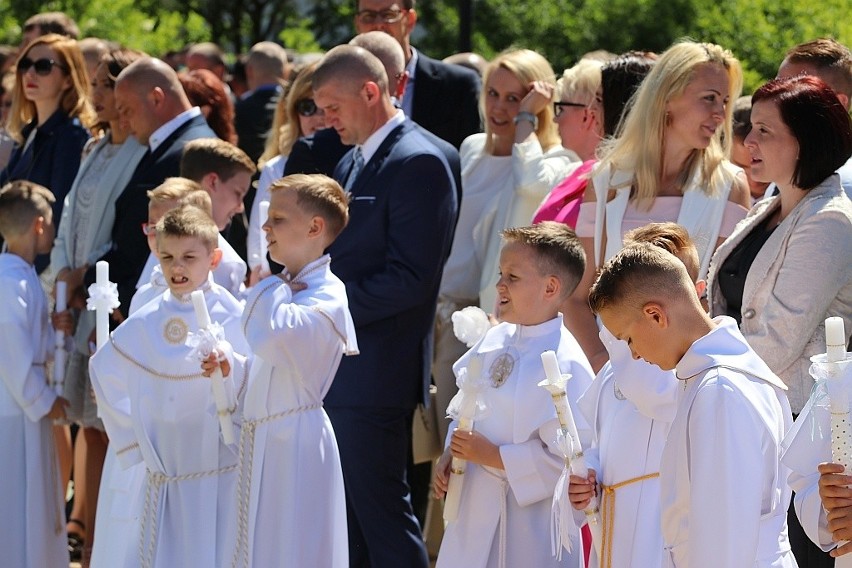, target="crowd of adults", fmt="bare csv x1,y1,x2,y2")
0,3,850,568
